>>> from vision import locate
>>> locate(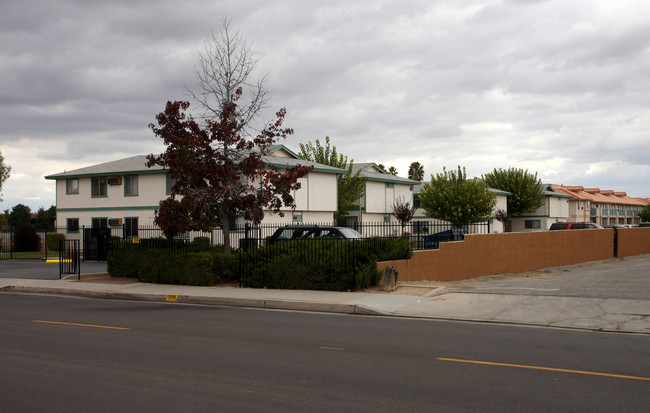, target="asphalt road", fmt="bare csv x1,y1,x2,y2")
1,294,648,412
